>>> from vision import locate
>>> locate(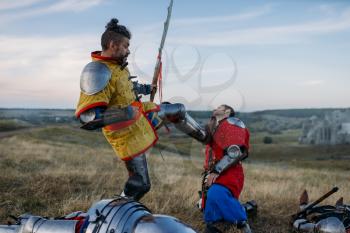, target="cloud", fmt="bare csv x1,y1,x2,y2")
172,4,273,27
44,0,105,12
0,0,106,24
0,33,164,108
0,0,44,10
140,4,272,33
310,3,338,16
0,35,98,108
298,80,325,87
167,7,350,46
